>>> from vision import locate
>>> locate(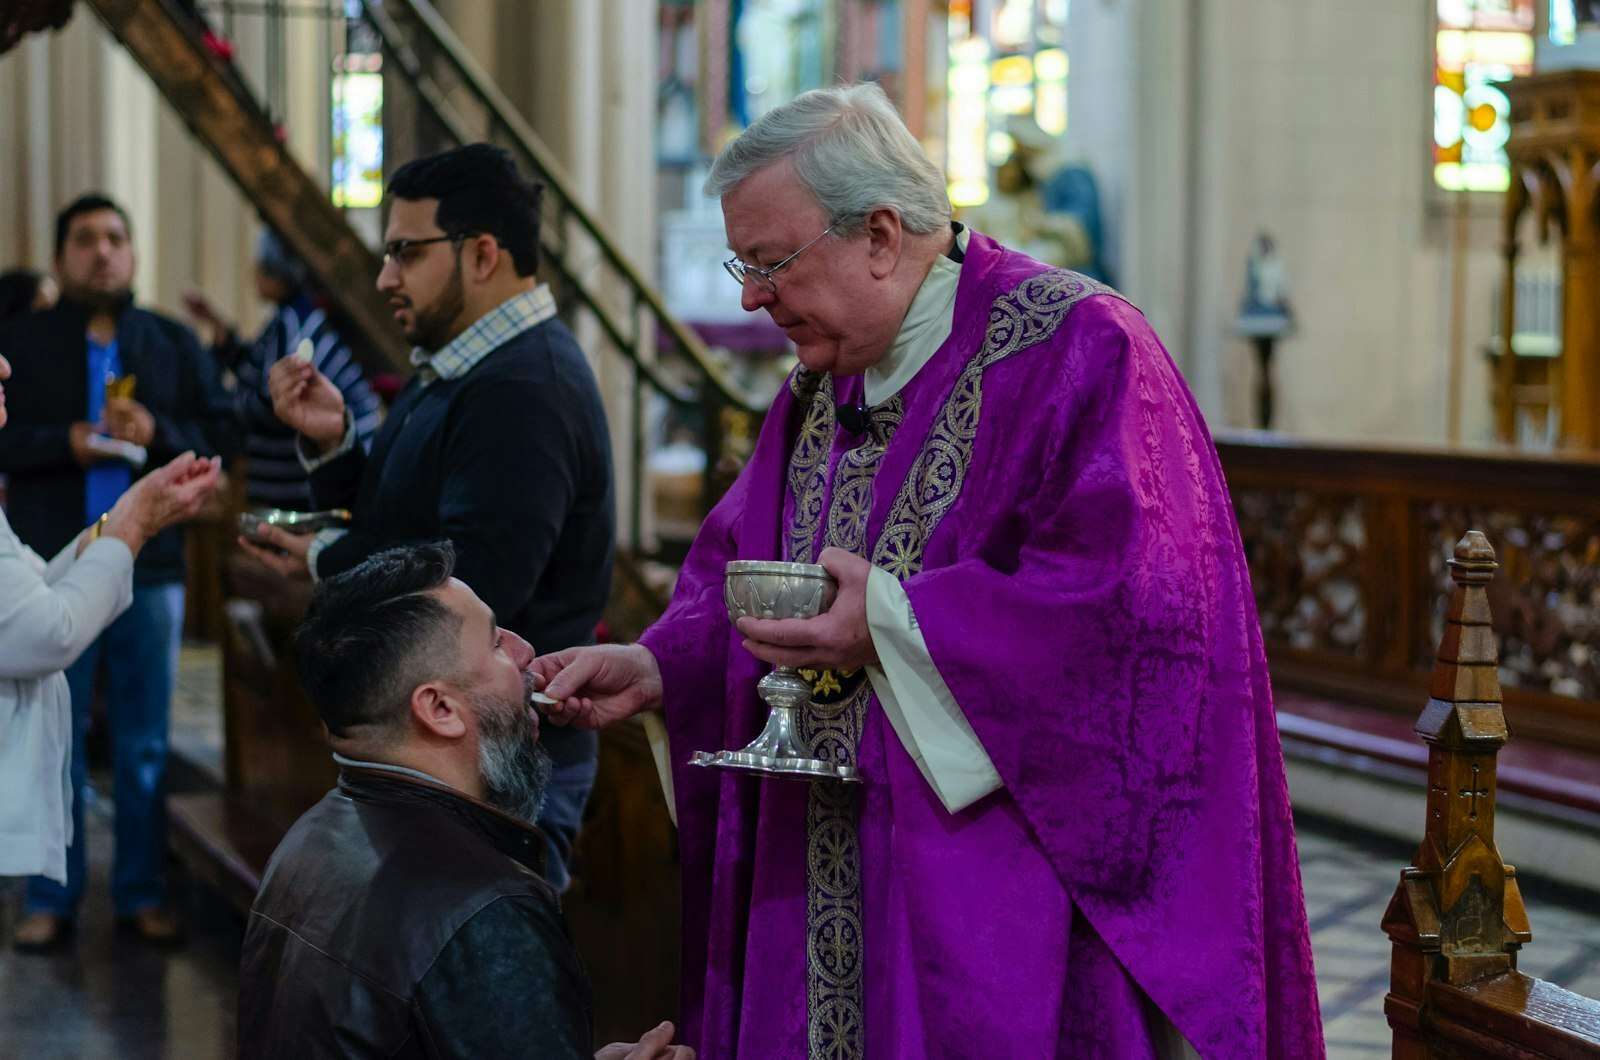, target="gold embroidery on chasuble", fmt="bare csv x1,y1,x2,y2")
781,270,1114,1060
785,370,834,569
